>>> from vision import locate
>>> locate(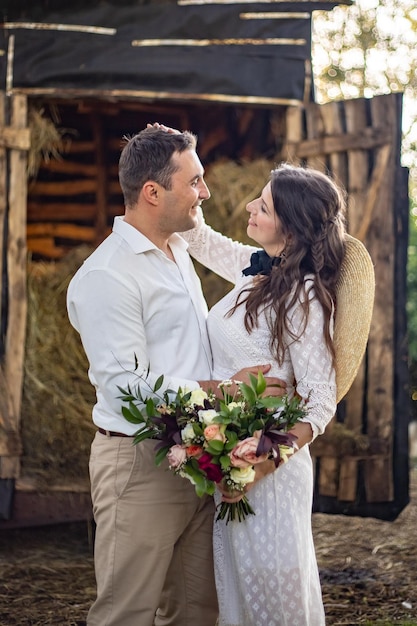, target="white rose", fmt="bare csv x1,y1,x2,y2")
279,445,296,464
181,423,196,444
229,466,256,485
188,388,208,406
198,409,219,426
